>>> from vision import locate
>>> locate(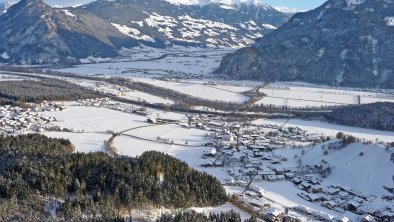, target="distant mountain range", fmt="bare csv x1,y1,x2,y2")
0,0,289,64
215,0,394,89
